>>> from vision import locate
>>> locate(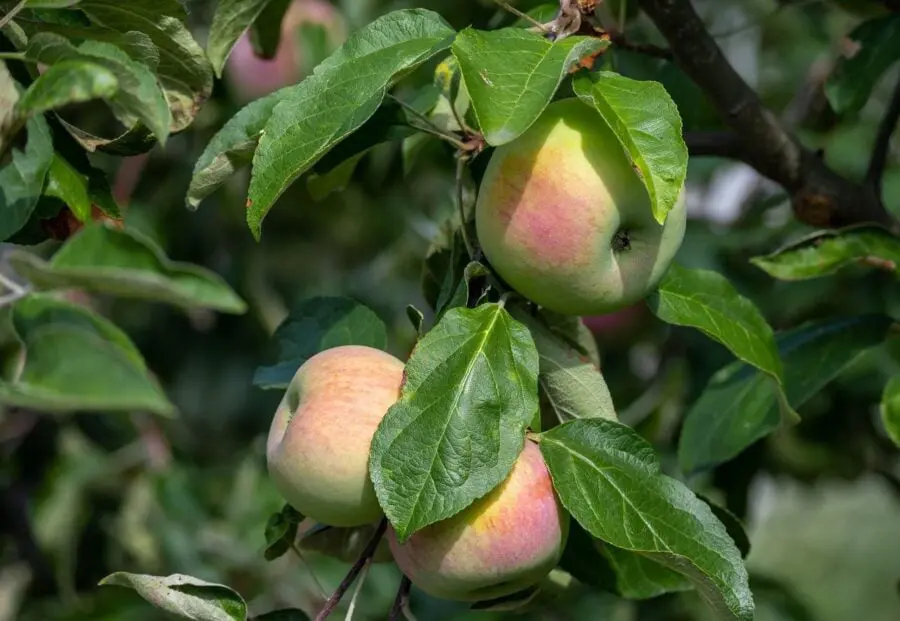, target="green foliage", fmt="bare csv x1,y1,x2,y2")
369,303,539,541
8,223,248,312
253,296,388,389
826,14,900,115
99,572,248,621
0,113,53,240
573,72,687,223
451,27,606,145
0,294,175,415
679,315,893,473
540,419,754,621
246,9,455,238
207,0,280,78
751,225,900,280
880,376,900,447
16,59,118,116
